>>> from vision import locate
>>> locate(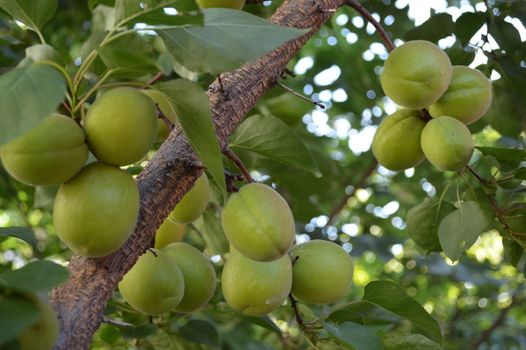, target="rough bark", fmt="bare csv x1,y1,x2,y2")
50,0,346,348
